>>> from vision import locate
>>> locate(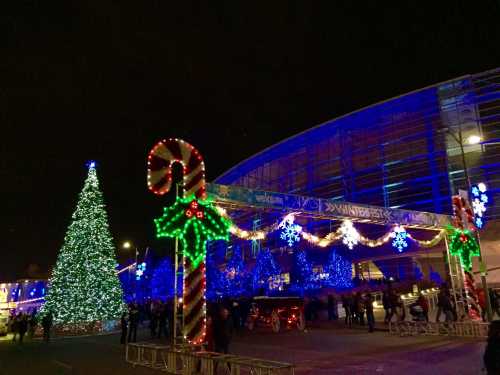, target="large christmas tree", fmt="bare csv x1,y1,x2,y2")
41,162,124,324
